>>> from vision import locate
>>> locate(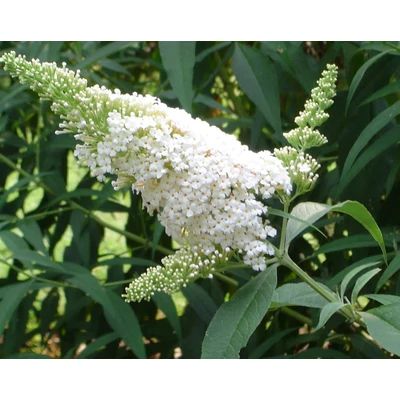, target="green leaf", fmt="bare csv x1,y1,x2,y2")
159,41,196,113
103,290,146,359
13,249,63,271
272,282,329,309
76,332,119,359
182,283,218,325
345,50,391,114
376,253,400,292
152,292,181,340
315,302,346,331
248,328,297,359
63,262,146,359
338,120,400,196
360,80,400,107
285,201,387,263
201,266,277,359
0,281,33,337
232,43,281,134
365,294,400,305
75,42,135,69
340,262,380,302
360,305,400,356
17,219,48,255
351,268,381,305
